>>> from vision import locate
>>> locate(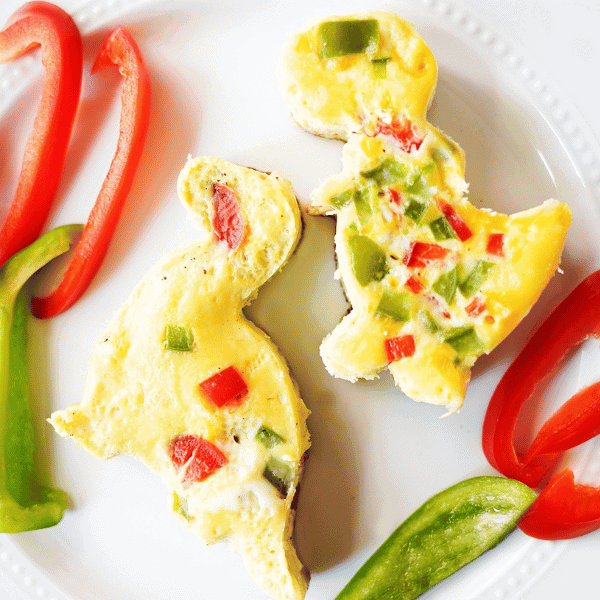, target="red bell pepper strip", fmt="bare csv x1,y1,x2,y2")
200,366,249,408
518,469,600,540
31,25,151,319
482,268,600,488
0,2,83,268
524,381,600,460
